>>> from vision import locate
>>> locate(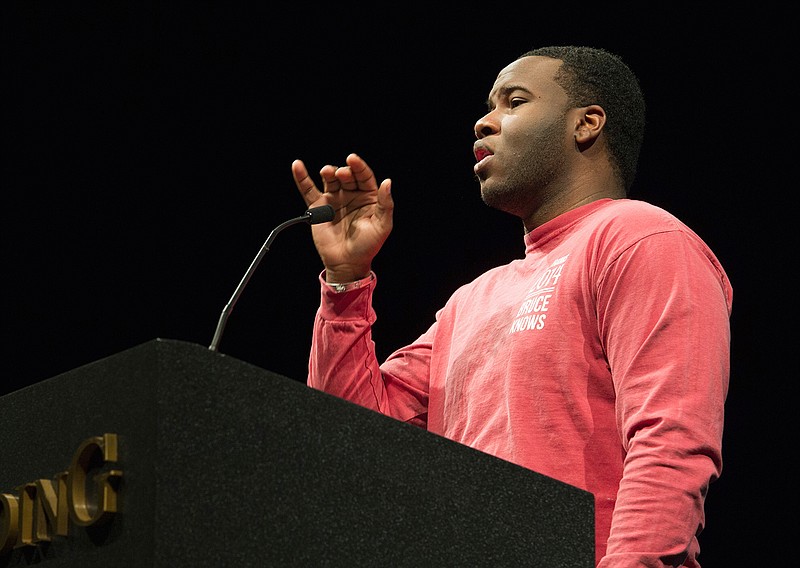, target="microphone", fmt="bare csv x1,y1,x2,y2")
208,205,335,352
305,205,335,224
